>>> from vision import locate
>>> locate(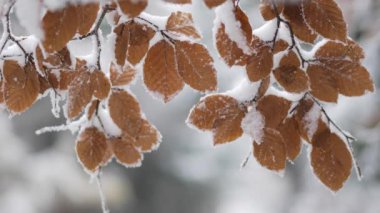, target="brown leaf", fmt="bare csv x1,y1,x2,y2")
143,40,184,102
307,65,339,102
117,0,147,18
76,127,108,172
87,100,98,120
259,0,284,21
91,70,111,100
215,6,252,66
110,136,143,167
273,51,309,93
256,95,291,128
110,63,136,86
204,0,226,8
316,40,364,62
253,128,286,171
76,3,99,36
114,21,156,66
188,95,245,145
134,119,161,152
273,39,289,54
256,77,271,100
278,117,302,161
293,98,321,142
283,4,318,43
67,71,93,119
311,123,353,191
303,0,347,41
175,41,217,92
166,12,201,39
42,5,78,52
246,37,273,82
3,61,40,113
108,90,142,136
